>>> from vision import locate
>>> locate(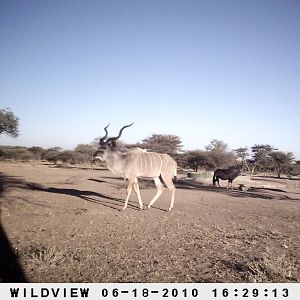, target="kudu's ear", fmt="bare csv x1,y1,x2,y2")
107,140,117,150
99,139,106,147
